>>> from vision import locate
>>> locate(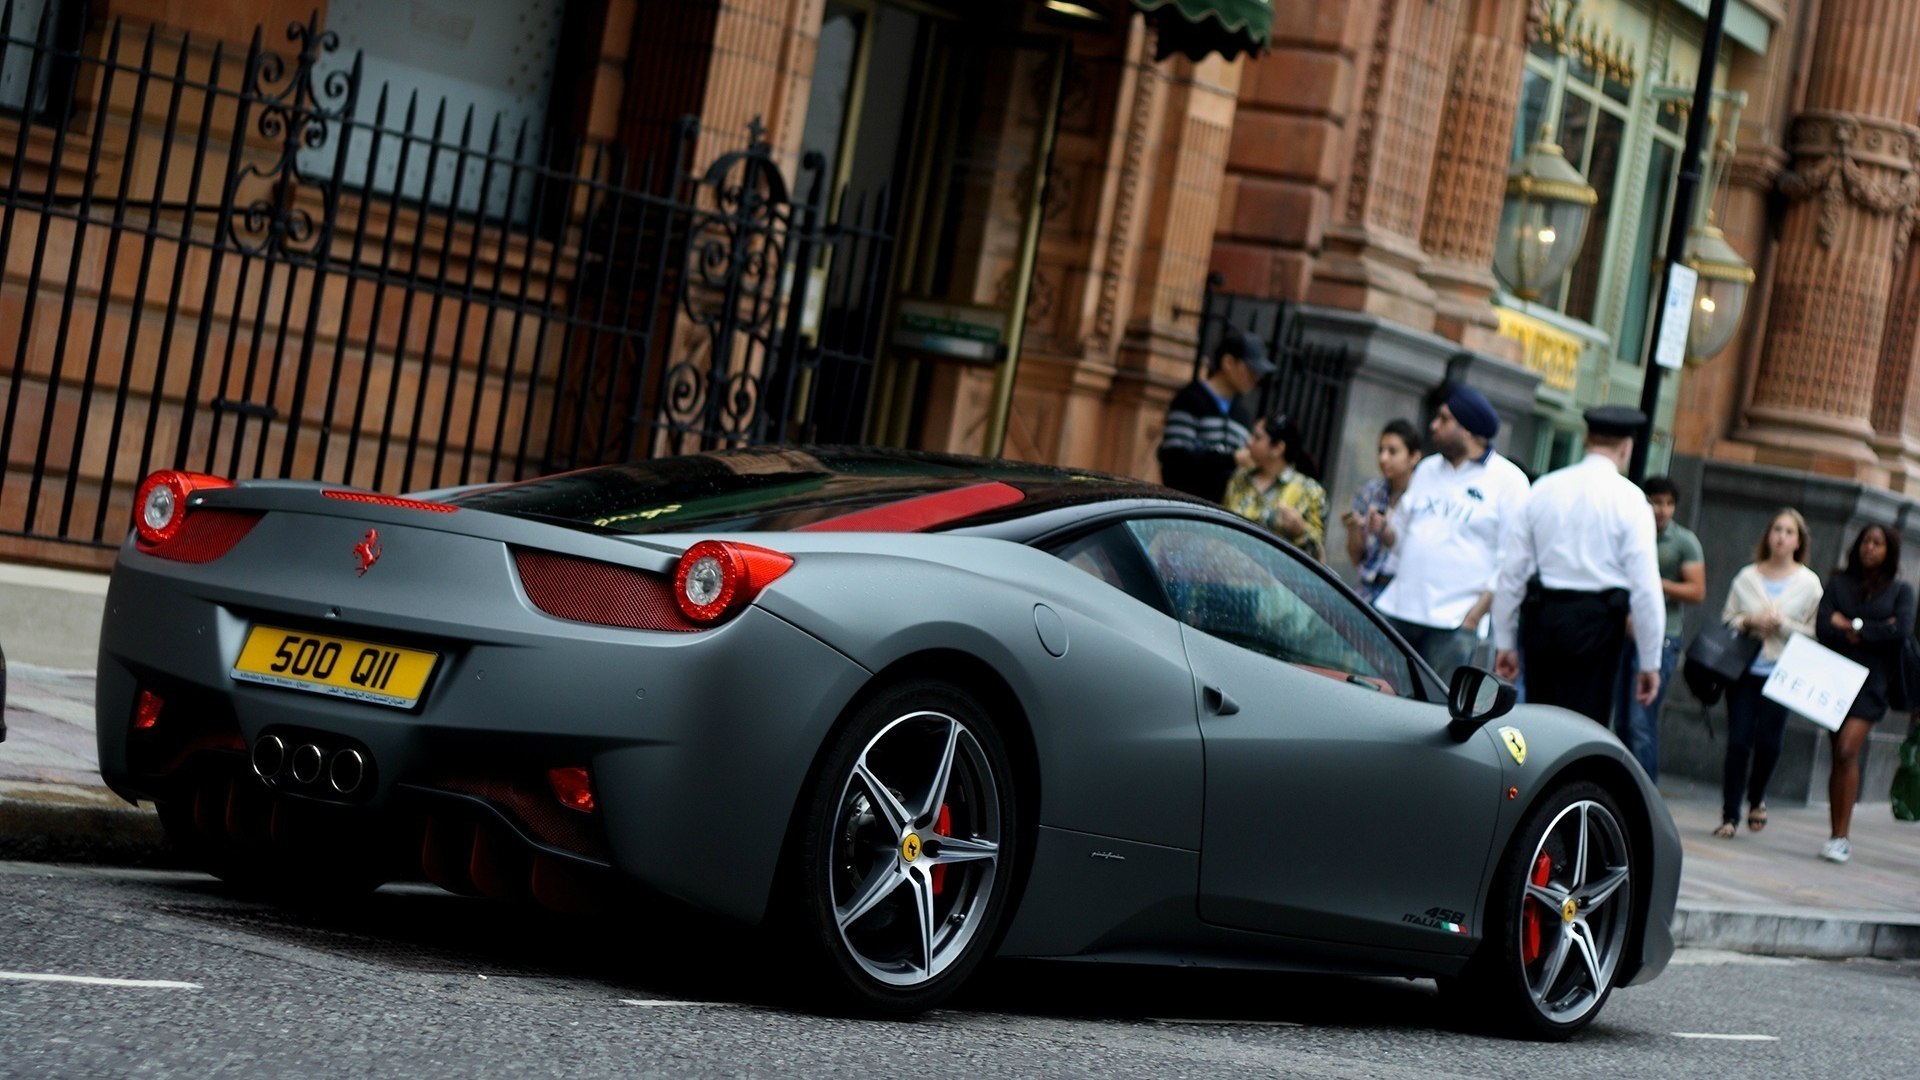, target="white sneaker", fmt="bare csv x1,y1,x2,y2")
1819,837,1852,863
